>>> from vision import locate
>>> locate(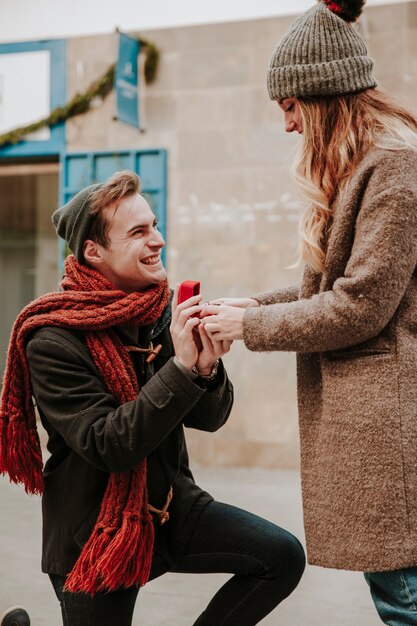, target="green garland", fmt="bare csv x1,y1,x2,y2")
0,36,159,148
